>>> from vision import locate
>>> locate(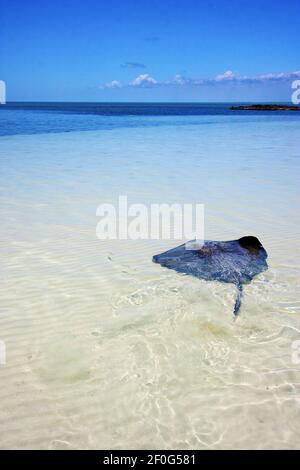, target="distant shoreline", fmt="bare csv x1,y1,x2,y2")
230,104,300,111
